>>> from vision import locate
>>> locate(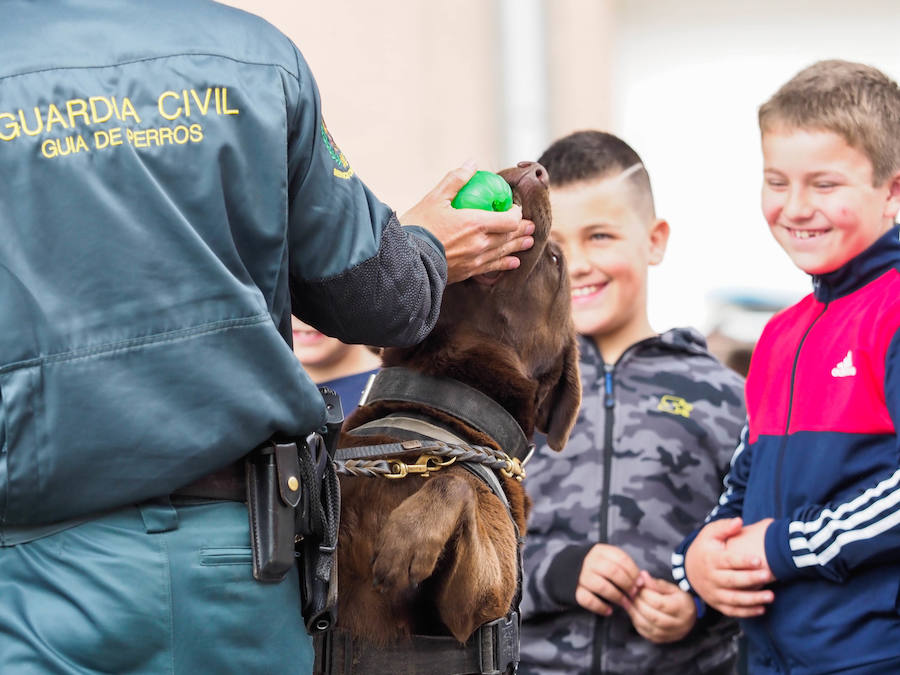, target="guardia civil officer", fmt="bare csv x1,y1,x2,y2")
0,1,534,673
